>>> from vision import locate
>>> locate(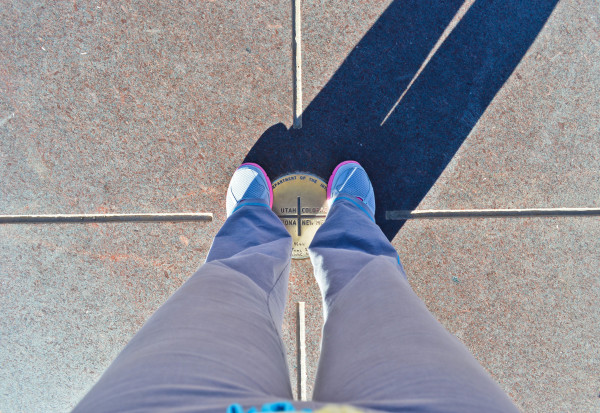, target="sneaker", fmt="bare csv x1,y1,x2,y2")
327,160,375,217
226,163,273,217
